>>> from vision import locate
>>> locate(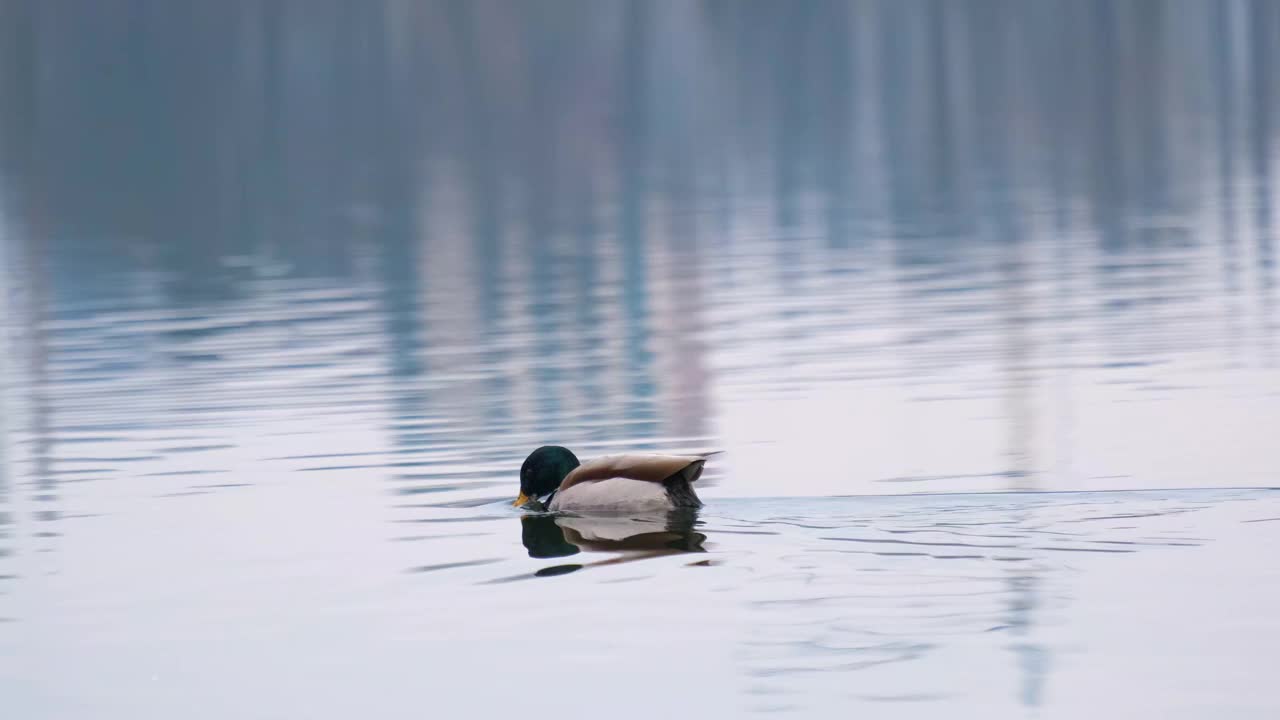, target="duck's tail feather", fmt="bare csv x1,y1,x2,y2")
663,476,703,508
